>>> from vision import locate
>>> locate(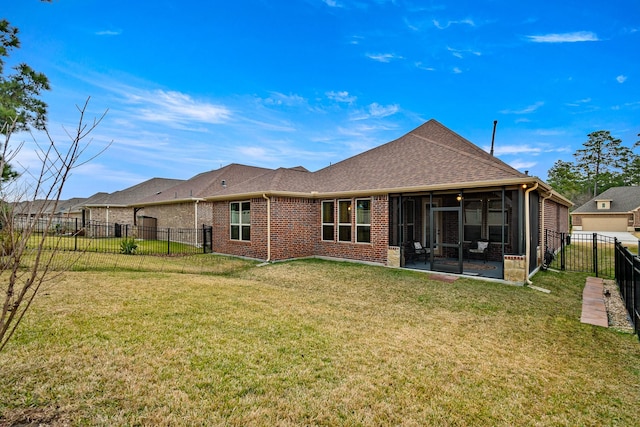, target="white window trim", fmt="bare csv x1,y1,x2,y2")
230,200,251,241
338,199,353,242
355,198,372,244
321,200,335,241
